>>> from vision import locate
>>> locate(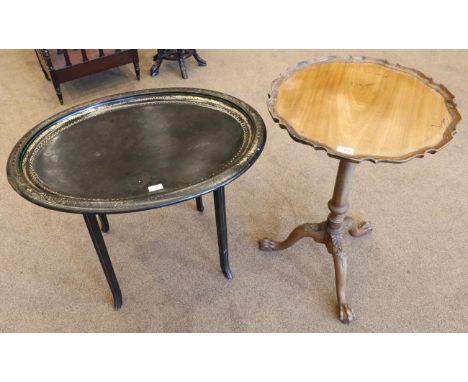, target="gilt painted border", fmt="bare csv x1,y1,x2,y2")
267,55,461,163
